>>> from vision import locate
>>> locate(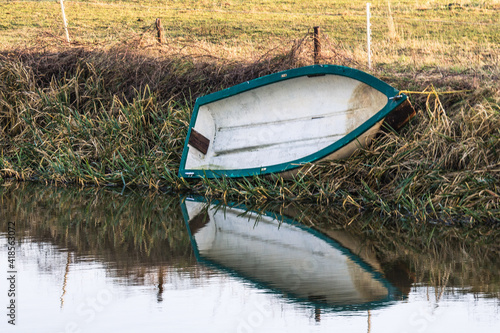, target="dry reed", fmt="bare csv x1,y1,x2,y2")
0,38,498,224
